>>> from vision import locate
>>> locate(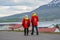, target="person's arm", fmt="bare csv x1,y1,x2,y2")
28,19,30,27
37,16,39,21
22,19,24,26
31,16,33,22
